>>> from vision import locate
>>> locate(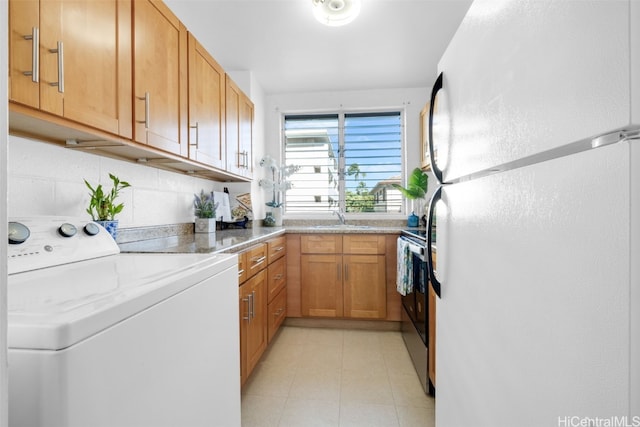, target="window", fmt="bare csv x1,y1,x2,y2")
283,111,403,214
